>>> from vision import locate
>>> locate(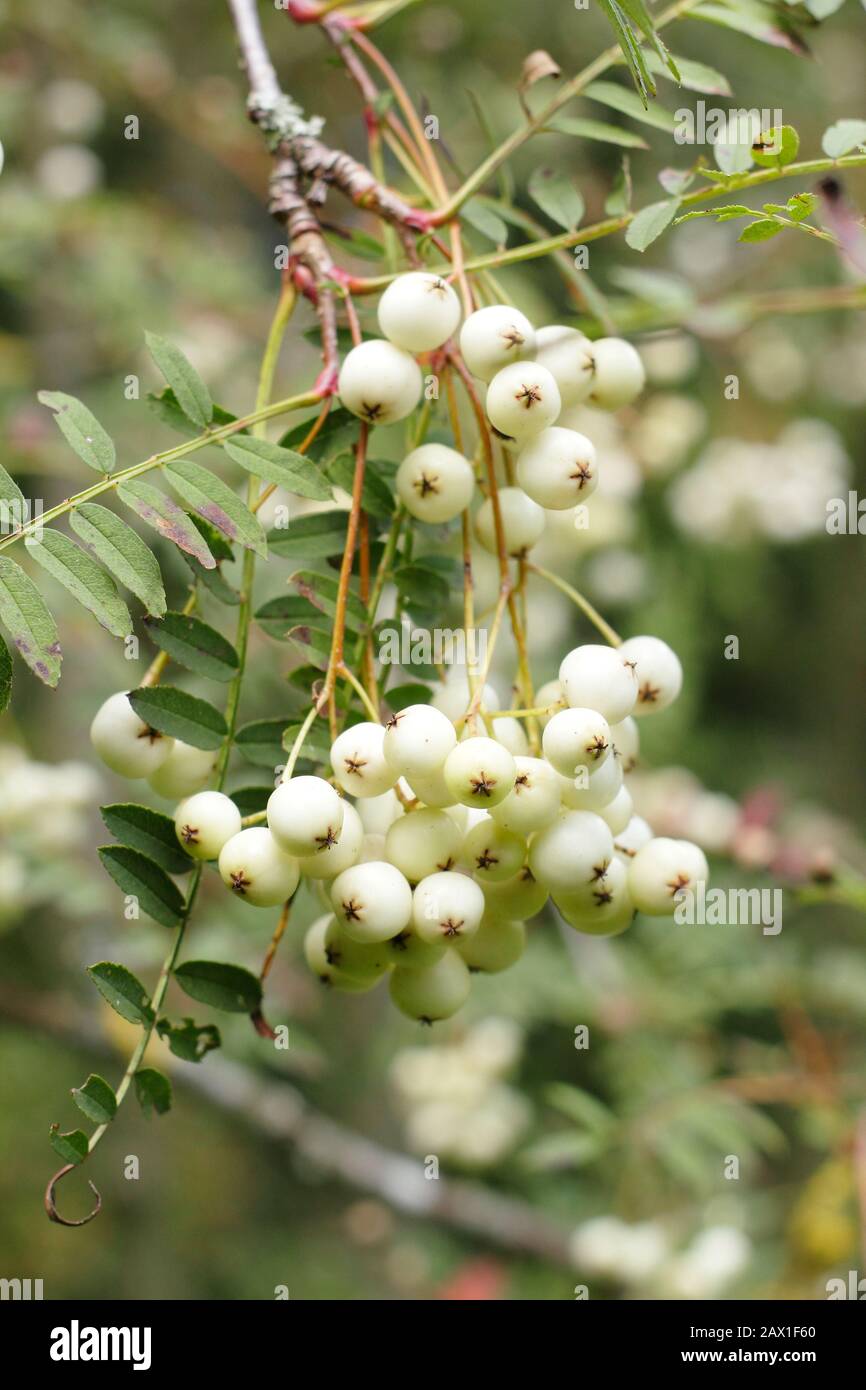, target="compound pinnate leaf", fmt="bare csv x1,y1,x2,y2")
174,960,263,1014
549,116,648,149
0,557,62,687
27,529,132,639
117,479,217,569
70,504,167,616
528,167,585,230
134,1068,172,1117
128,684,228,750
738,218,784,243
37,390,116,474
100,802,193,876
72,1073,117,1126
87,961,155,1026
290,569,367,627
163,459,266,557
224,436,333,501
145,333,213,430
144,611,239,682
266,511,349,560
235,718,287,767
584,79,675,132
98,844,186,928
625,198,681,251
